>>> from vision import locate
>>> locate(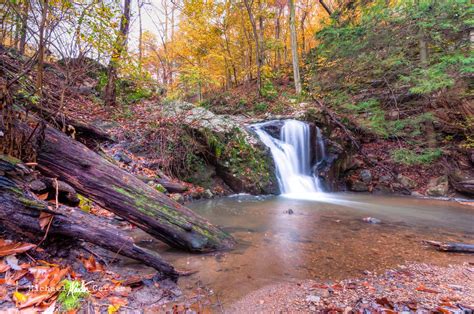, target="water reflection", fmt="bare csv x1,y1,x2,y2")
136,193,474,305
